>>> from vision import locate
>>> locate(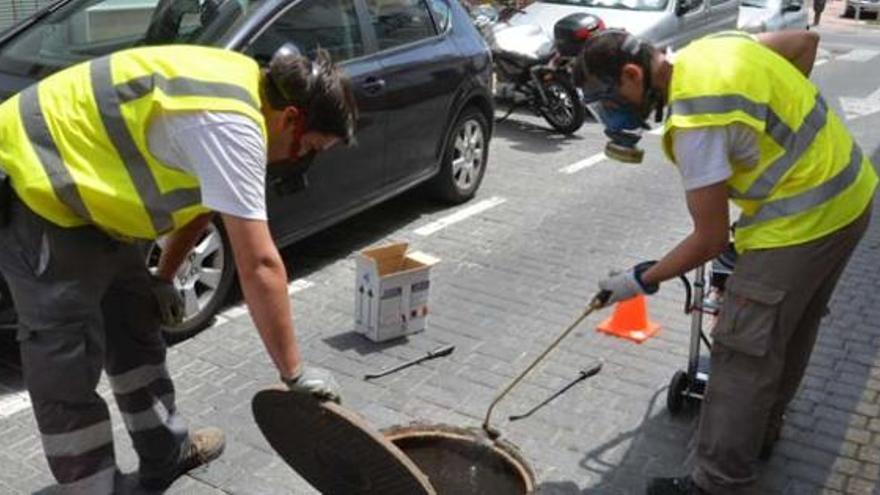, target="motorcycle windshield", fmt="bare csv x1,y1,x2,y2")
492,24,555,60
